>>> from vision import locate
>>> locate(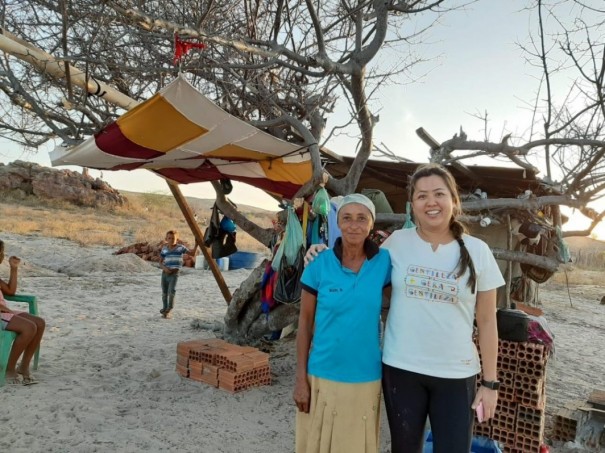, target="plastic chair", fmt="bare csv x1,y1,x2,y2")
0,294,40,386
